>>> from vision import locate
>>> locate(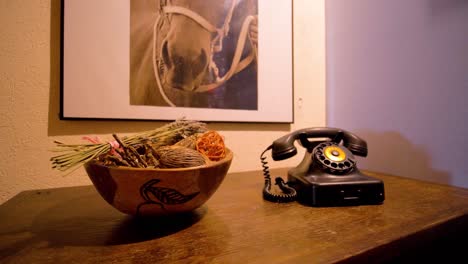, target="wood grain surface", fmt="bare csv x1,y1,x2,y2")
1,168,467,263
